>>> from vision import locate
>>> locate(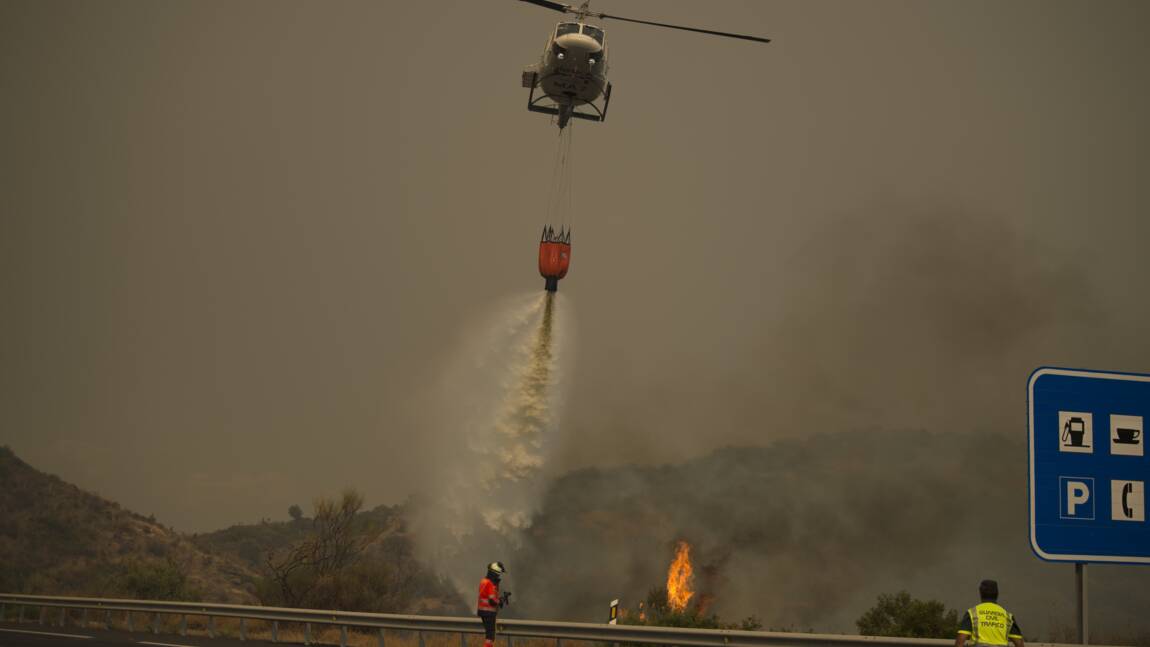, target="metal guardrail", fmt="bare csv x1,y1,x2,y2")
0,594,1105,647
